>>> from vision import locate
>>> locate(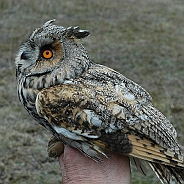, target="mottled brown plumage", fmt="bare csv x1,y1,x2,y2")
15,20,184,184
